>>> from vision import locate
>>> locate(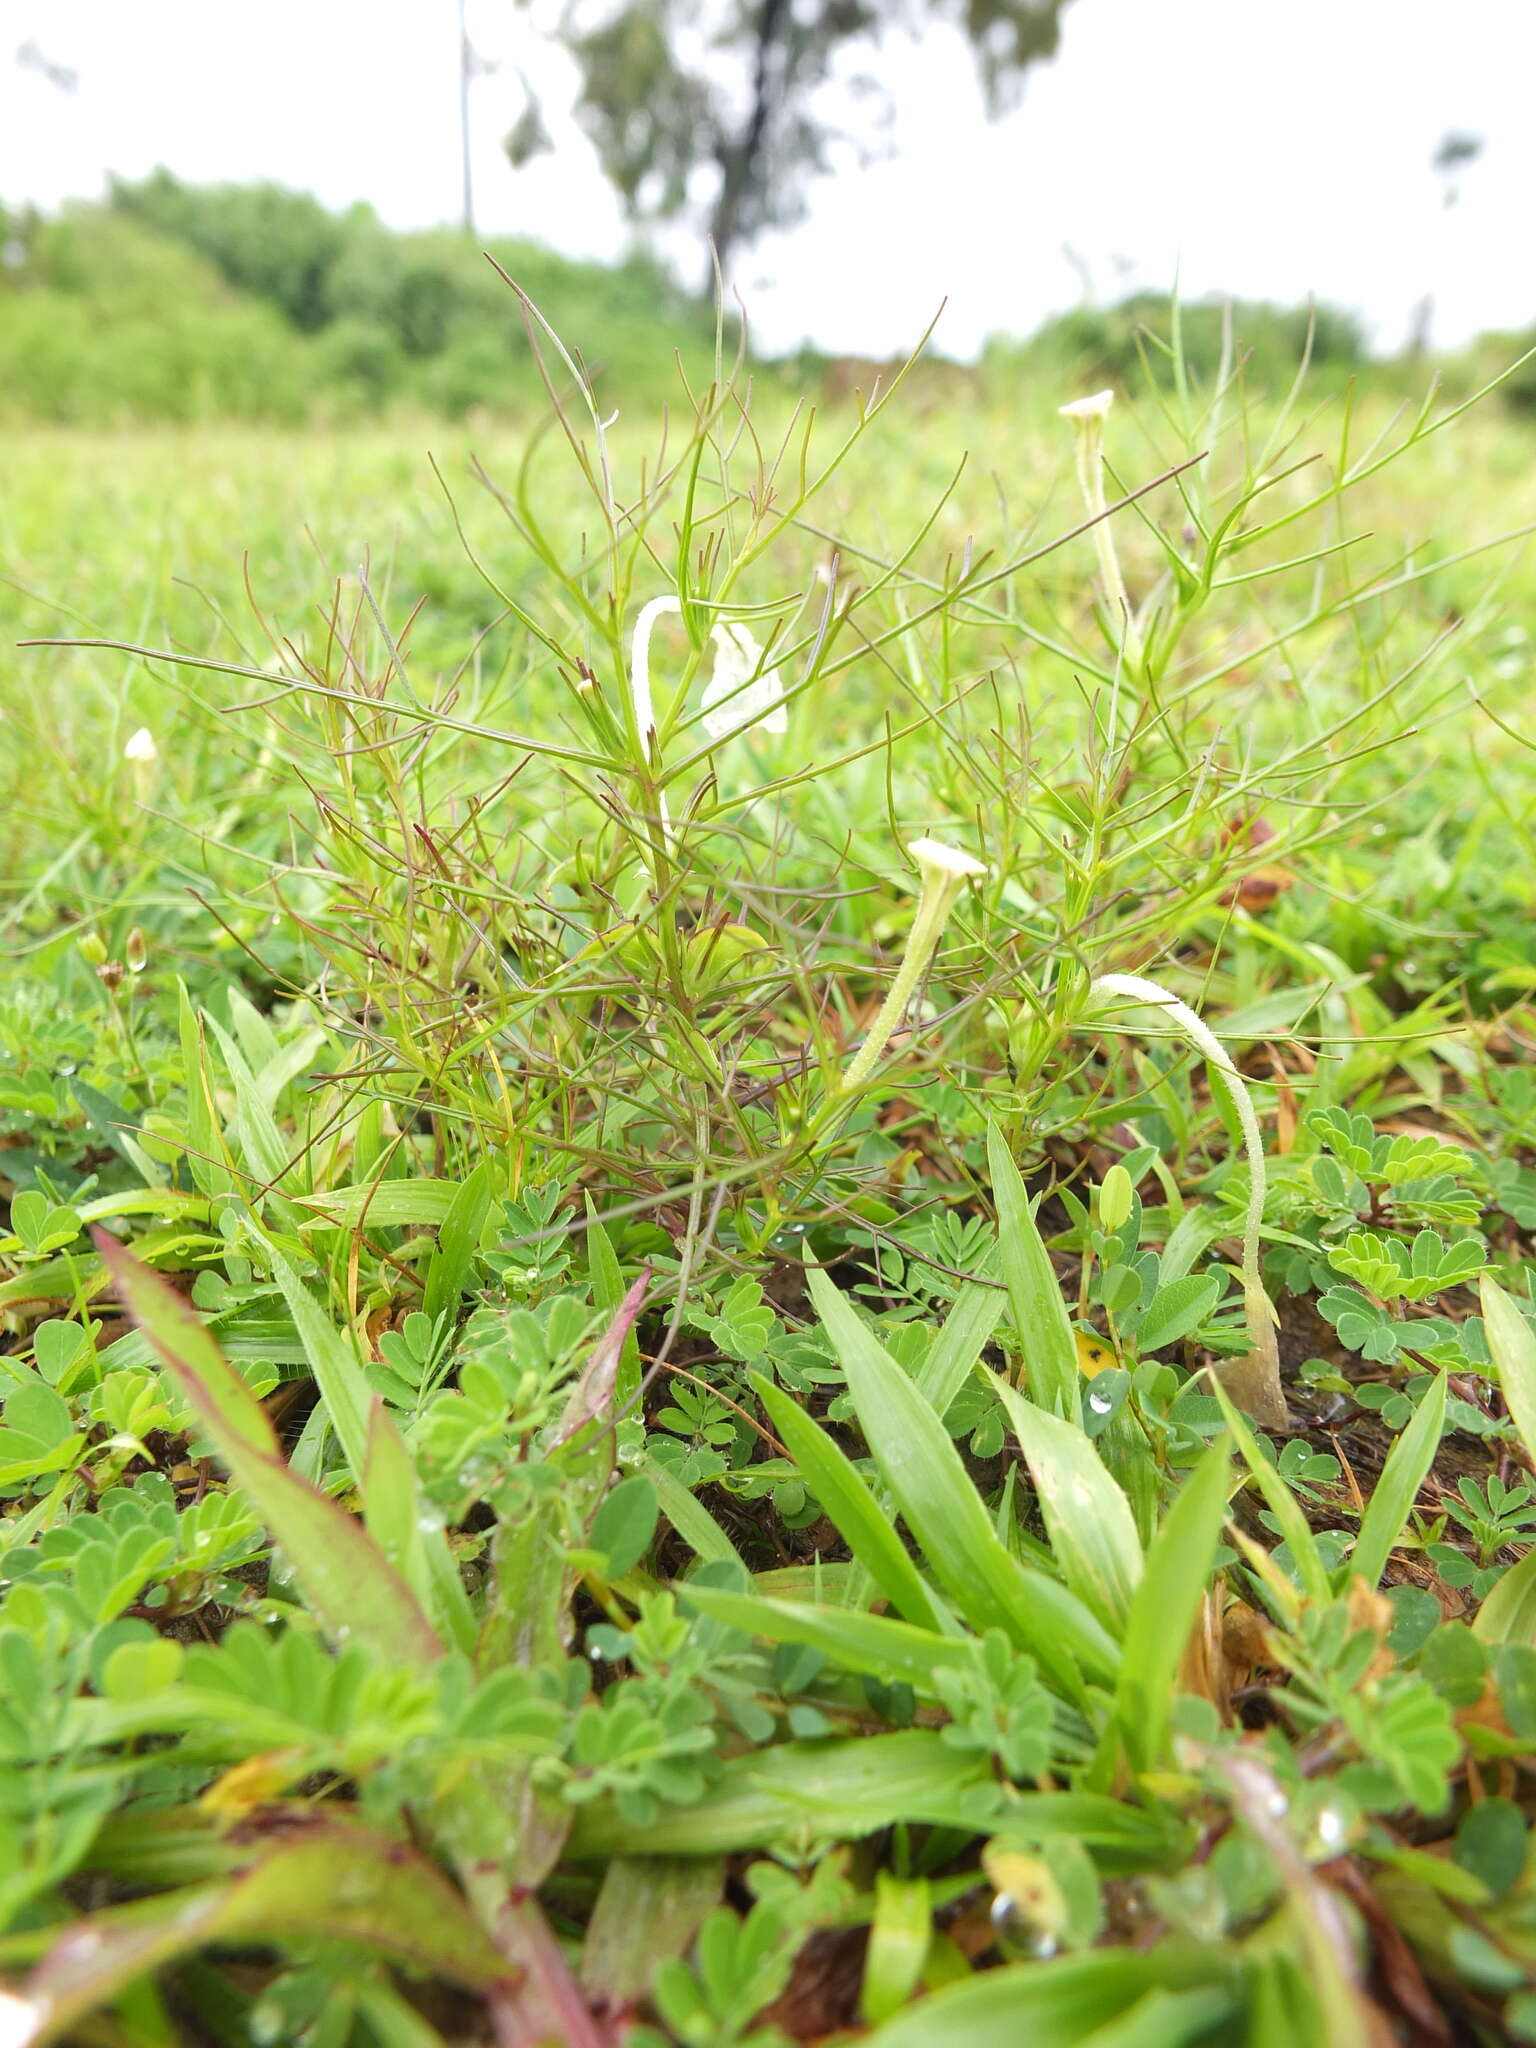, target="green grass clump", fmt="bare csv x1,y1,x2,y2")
3,305,1536,2044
